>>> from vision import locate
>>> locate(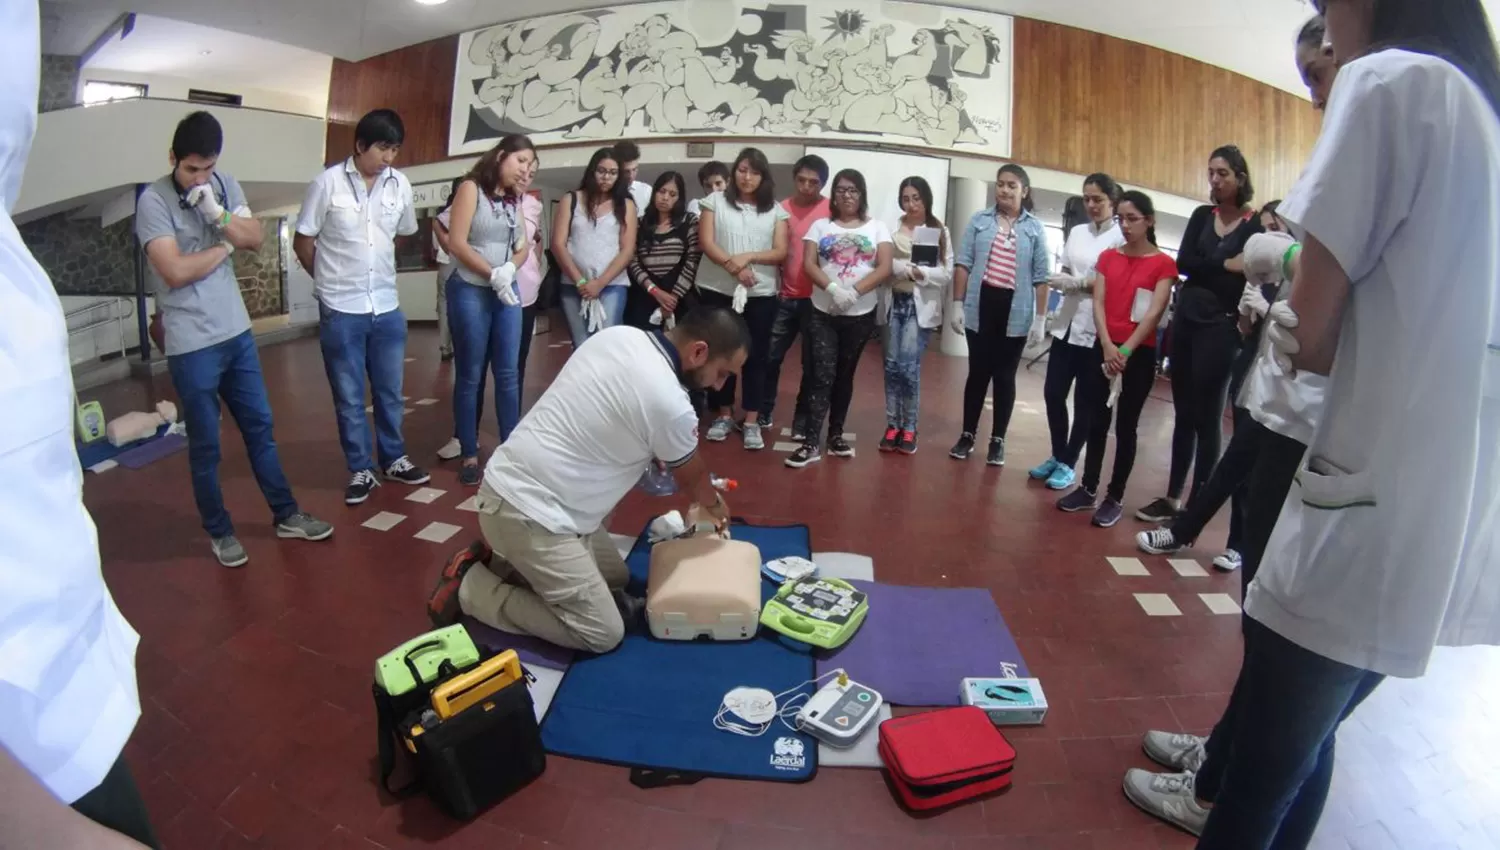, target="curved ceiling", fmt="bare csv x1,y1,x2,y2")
42,0,1353,97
